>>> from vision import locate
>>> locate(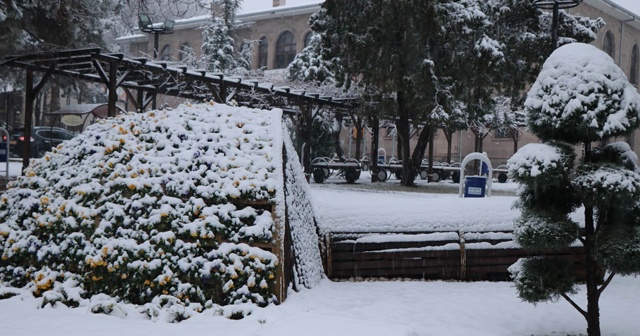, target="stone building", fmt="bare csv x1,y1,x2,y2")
116,0,640,168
